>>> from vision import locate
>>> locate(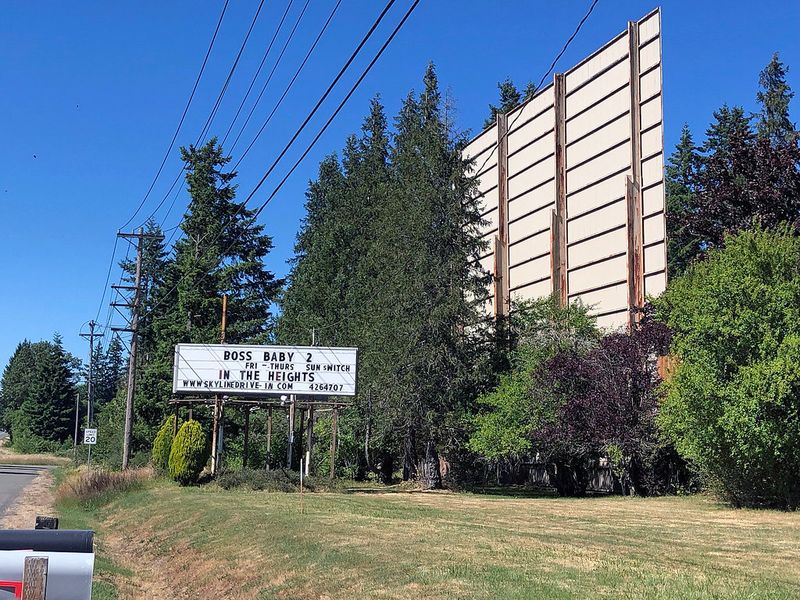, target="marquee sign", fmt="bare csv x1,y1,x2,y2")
172,344,358,397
